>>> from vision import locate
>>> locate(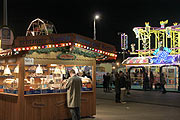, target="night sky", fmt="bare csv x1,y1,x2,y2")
1,0,180,51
